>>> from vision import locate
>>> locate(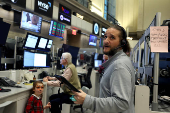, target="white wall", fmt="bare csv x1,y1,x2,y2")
91,0,105,17
116,0,170,33
143,0,170,30
116,0,138,32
